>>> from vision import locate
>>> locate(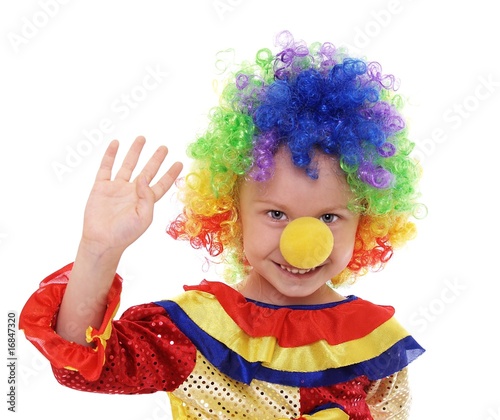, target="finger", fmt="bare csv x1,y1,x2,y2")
135,145,169,184
135,173,155,203
114,136,147,181
95,140,119,182
150,161,183,202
